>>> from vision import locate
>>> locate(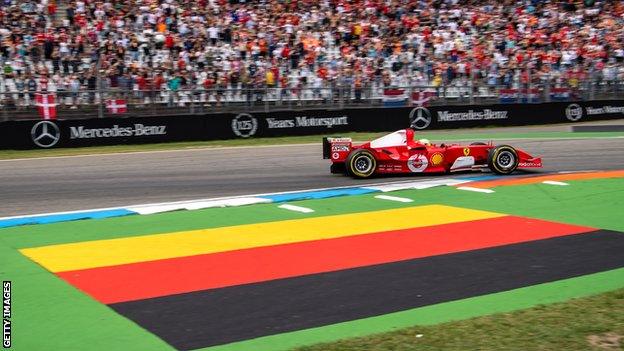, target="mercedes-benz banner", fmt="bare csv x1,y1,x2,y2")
1,100,622,149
